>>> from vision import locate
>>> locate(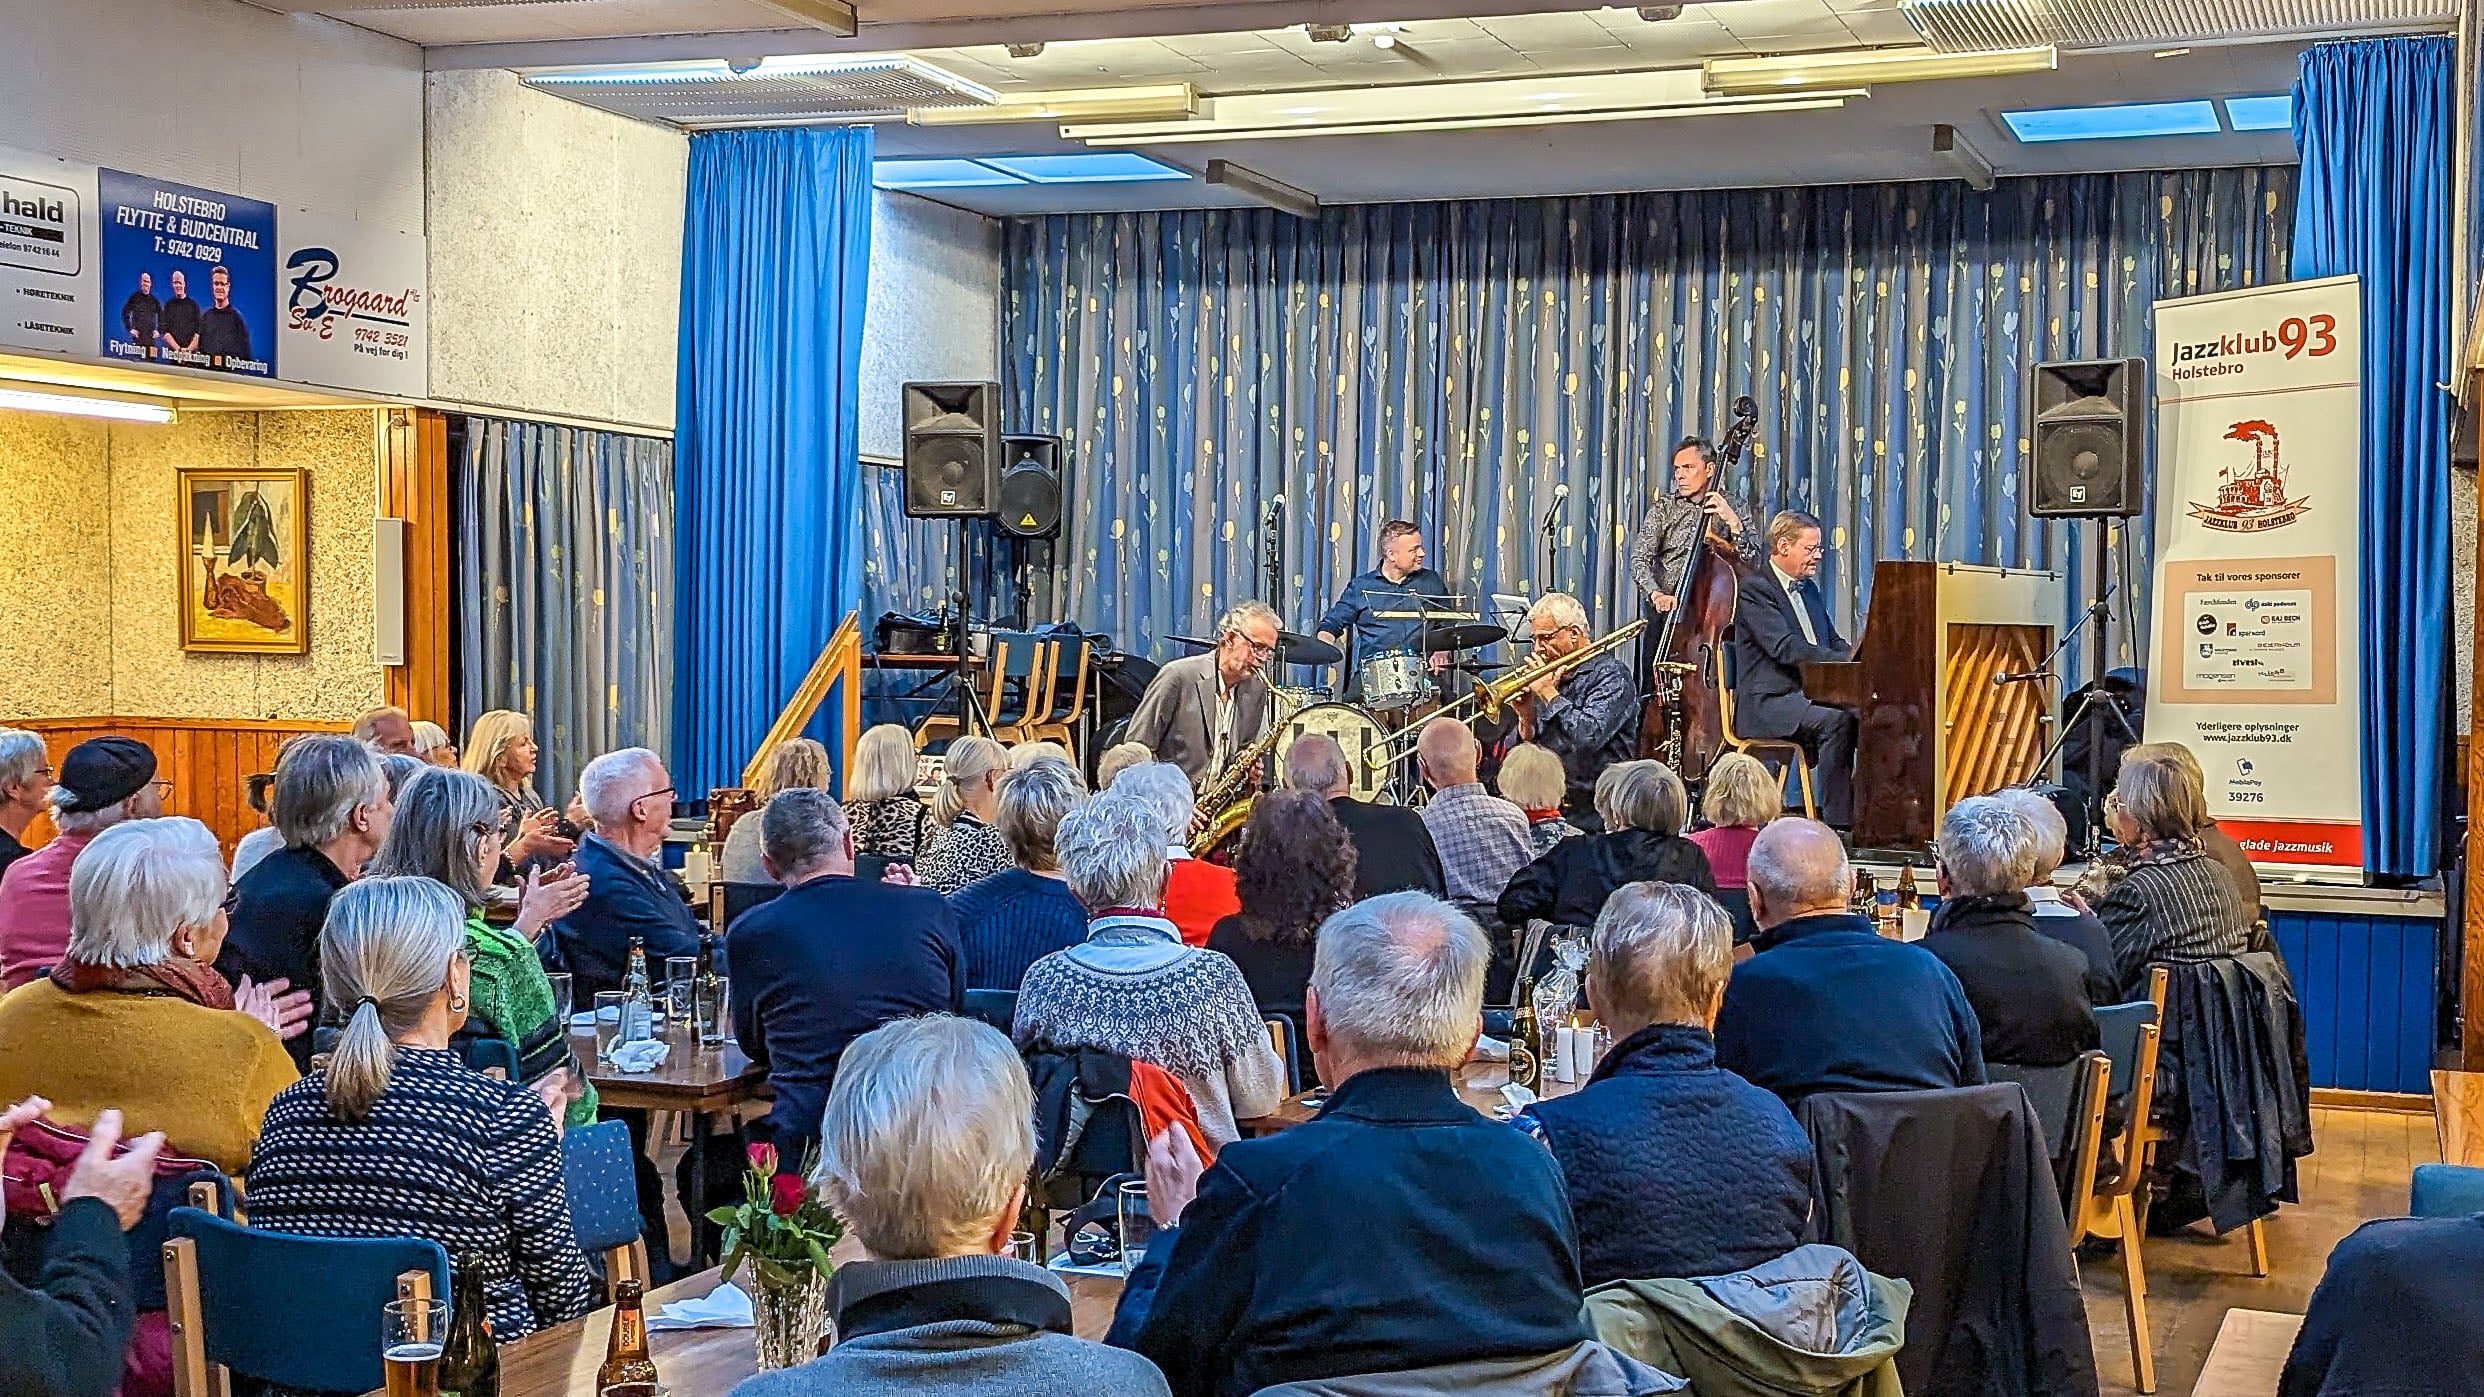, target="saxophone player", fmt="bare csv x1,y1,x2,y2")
1509,593,1639,825
1129,600,1281,790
